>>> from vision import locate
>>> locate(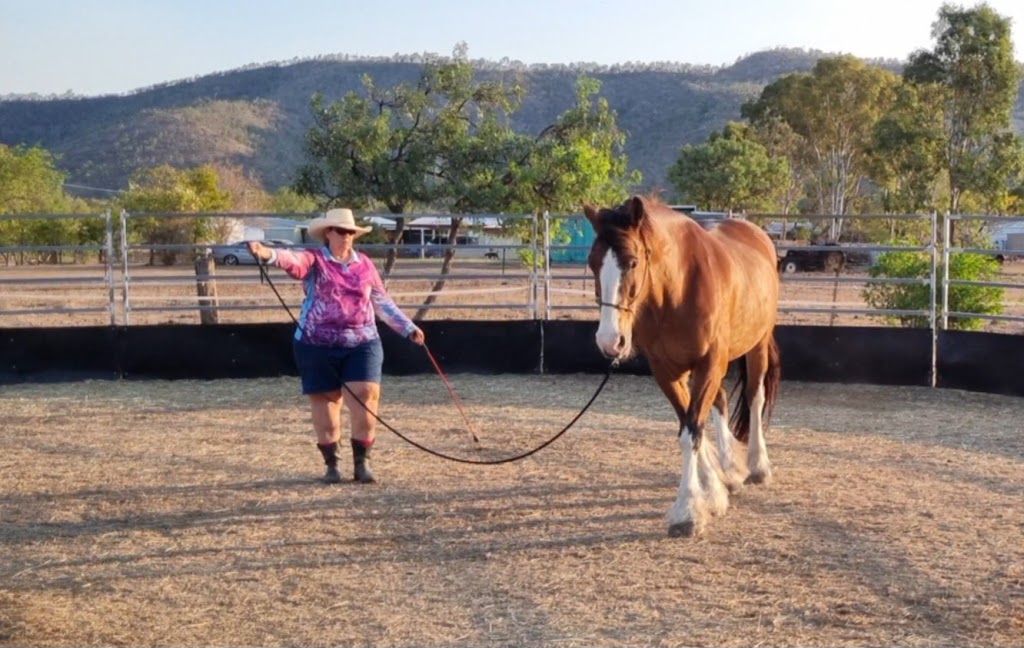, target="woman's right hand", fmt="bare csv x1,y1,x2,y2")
246,241,269,261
